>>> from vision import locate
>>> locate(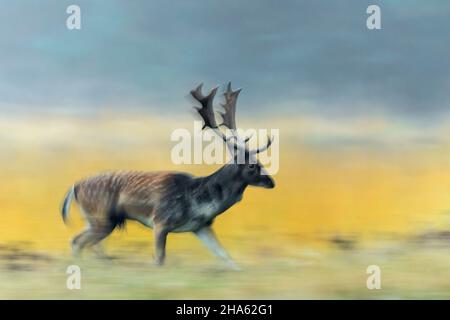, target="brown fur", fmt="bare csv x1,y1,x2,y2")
66,171,195,262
